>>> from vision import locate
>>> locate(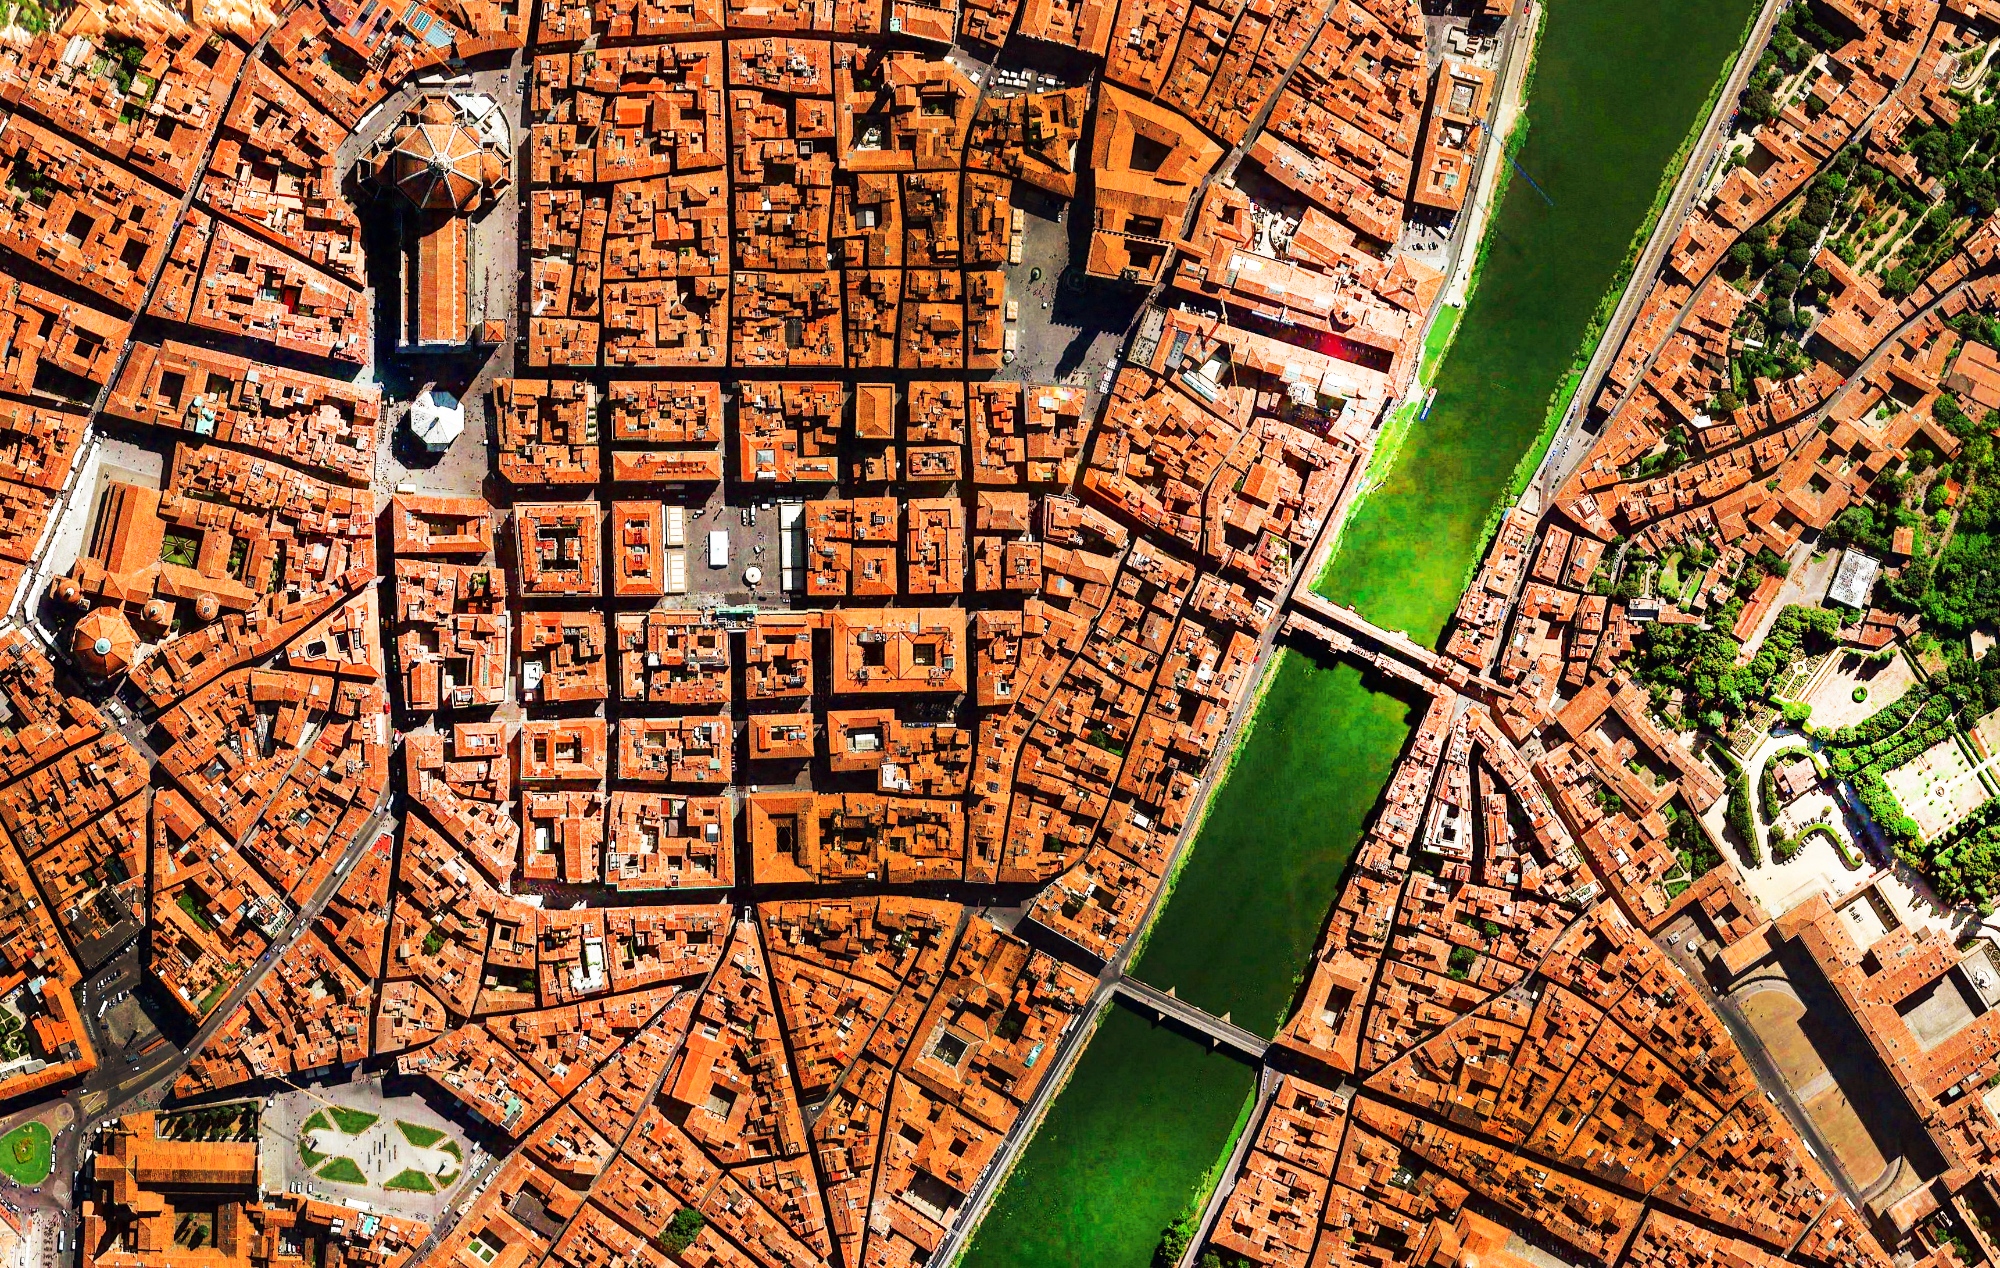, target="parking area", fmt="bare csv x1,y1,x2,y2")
1720,814,1869,923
